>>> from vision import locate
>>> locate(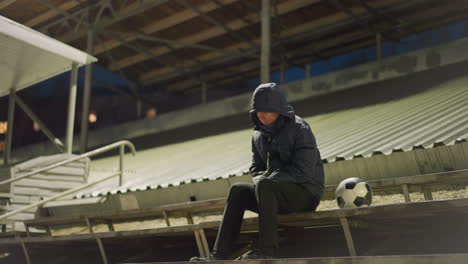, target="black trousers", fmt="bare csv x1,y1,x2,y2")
213,178,320,256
